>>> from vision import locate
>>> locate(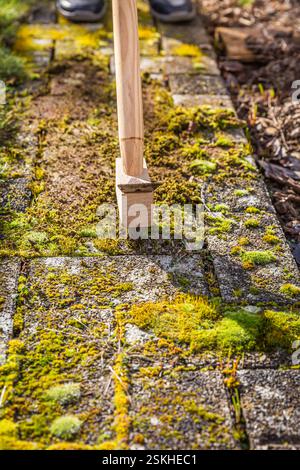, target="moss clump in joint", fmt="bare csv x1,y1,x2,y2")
50,415,82,441
45,383,81,406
